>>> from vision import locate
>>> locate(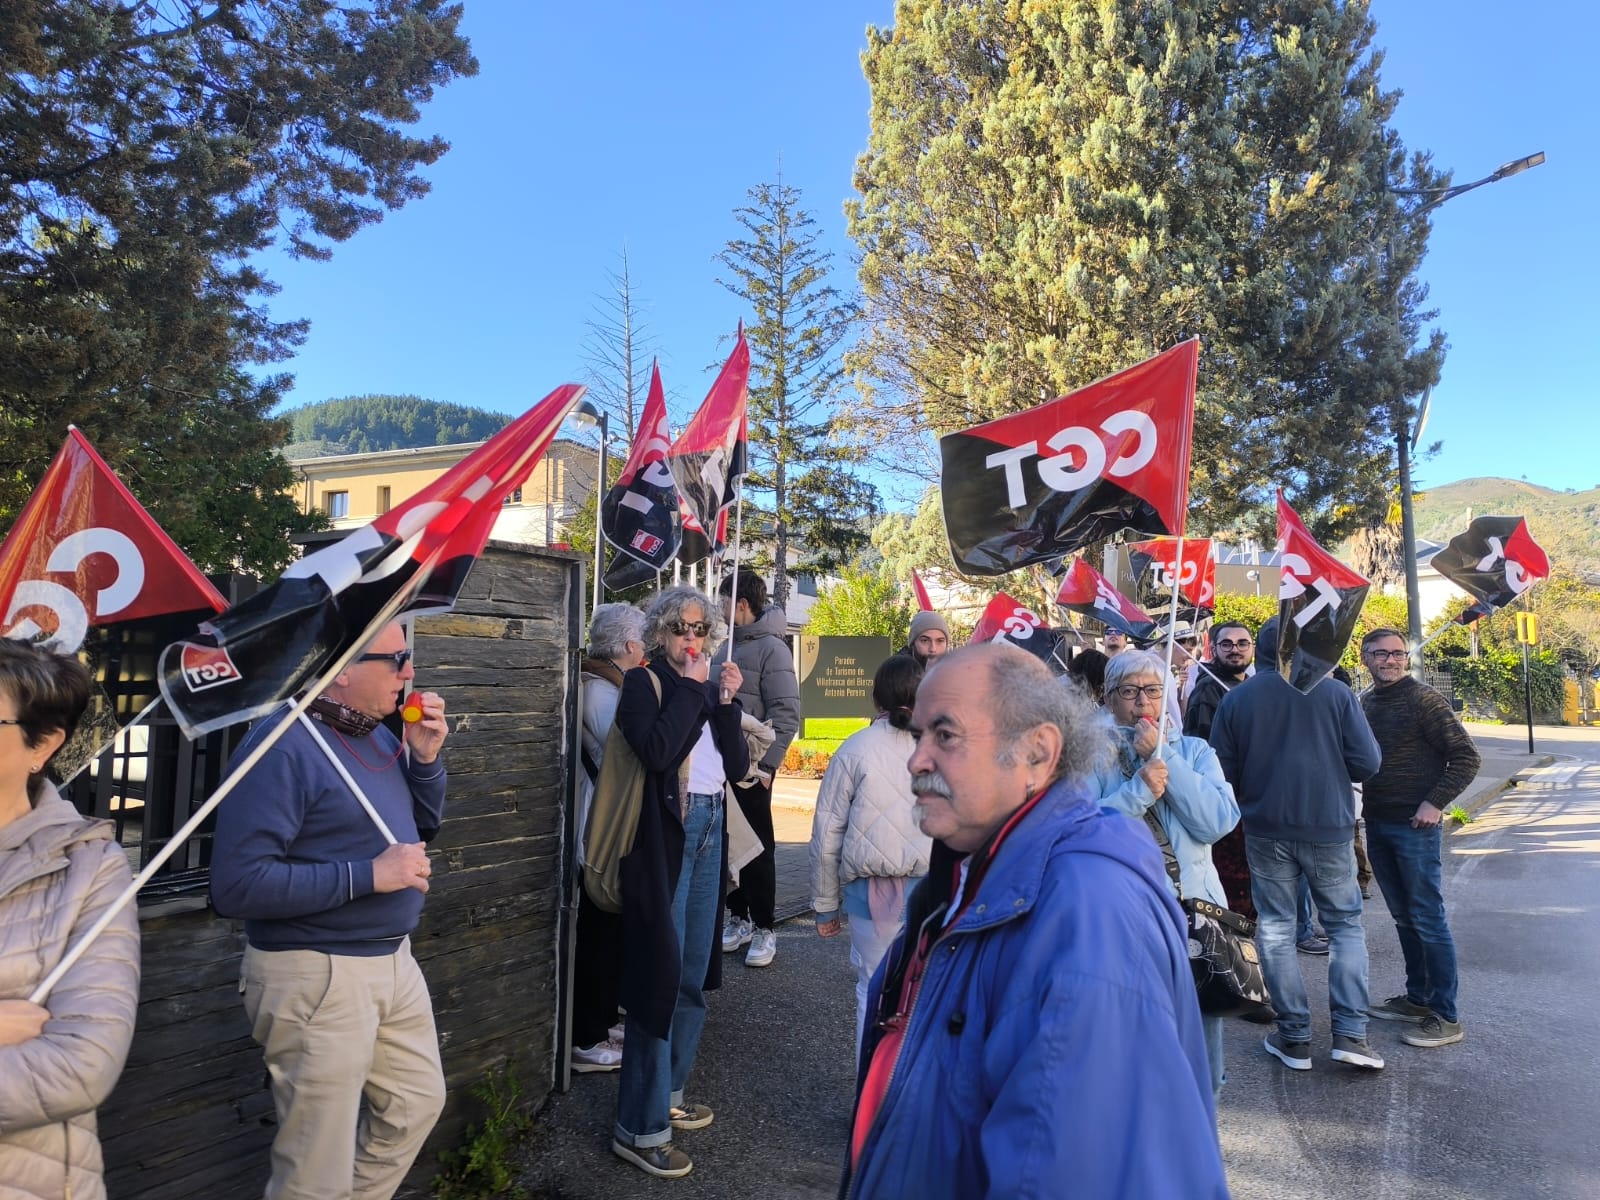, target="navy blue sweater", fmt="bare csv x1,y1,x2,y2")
1210,671,1381,843
210,712,447,955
